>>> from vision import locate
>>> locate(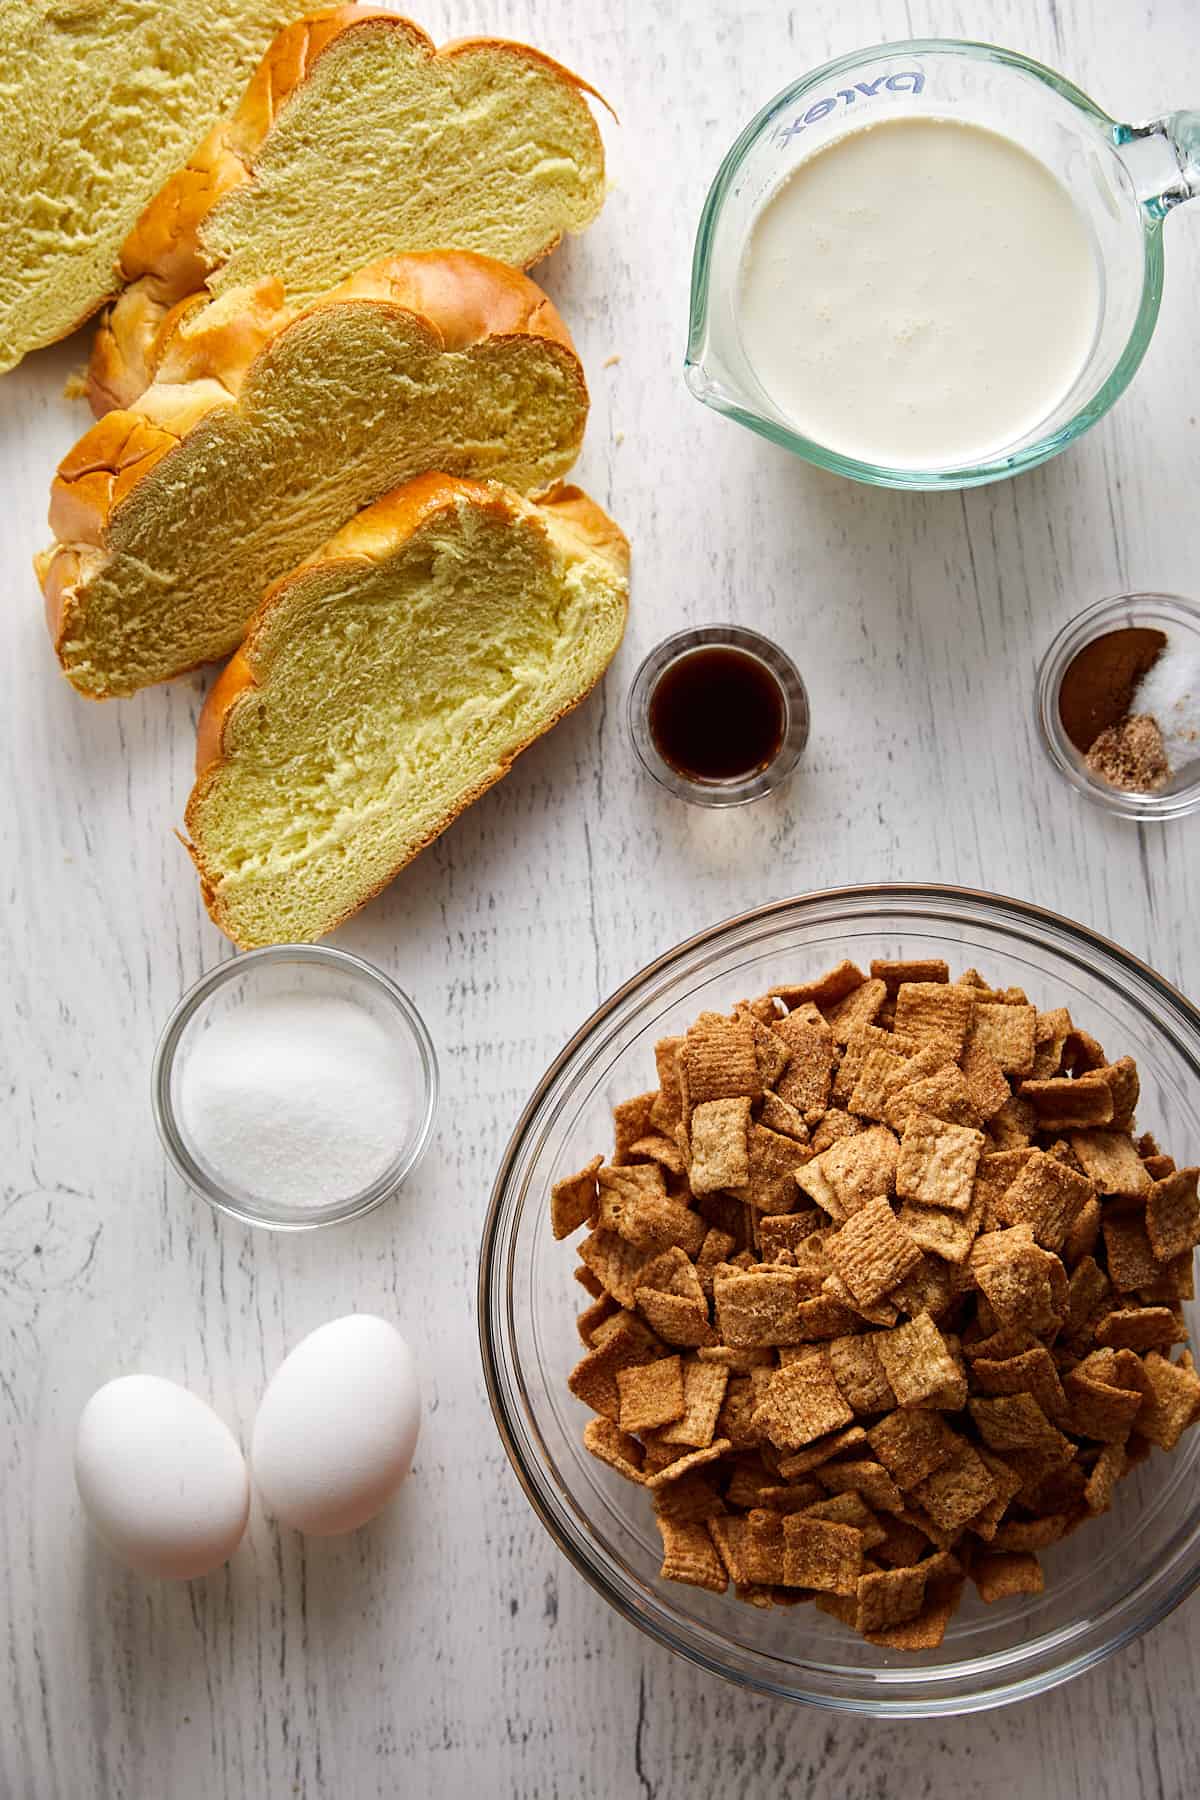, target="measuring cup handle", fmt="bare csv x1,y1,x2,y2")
1117,112,1200,218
